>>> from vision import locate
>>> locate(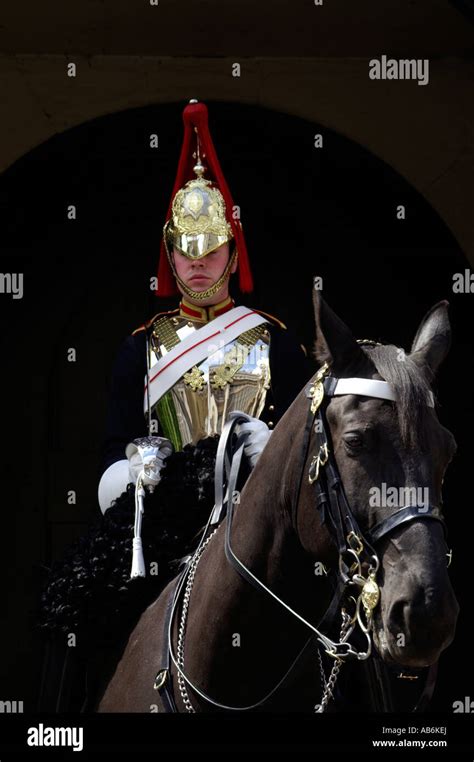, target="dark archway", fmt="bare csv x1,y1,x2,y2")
0,100,471,712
